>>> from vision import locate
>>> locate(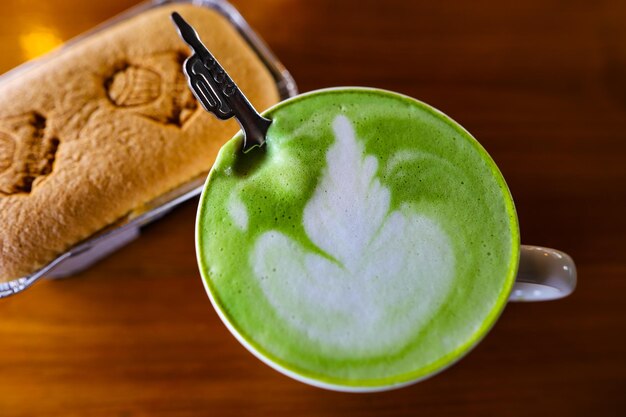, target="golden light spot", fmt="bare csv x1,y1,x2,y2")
19,28,63,60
